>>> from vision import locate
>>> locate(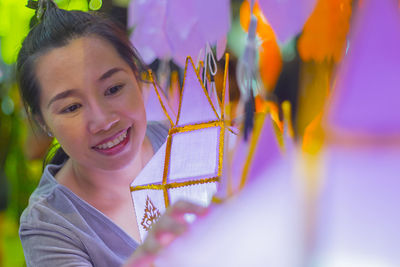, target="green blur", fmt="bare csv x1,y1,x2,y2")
0,1,99,266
